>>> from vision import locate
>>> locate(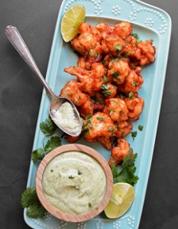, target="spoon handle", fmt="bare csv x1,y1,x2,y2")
5,25,55,98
